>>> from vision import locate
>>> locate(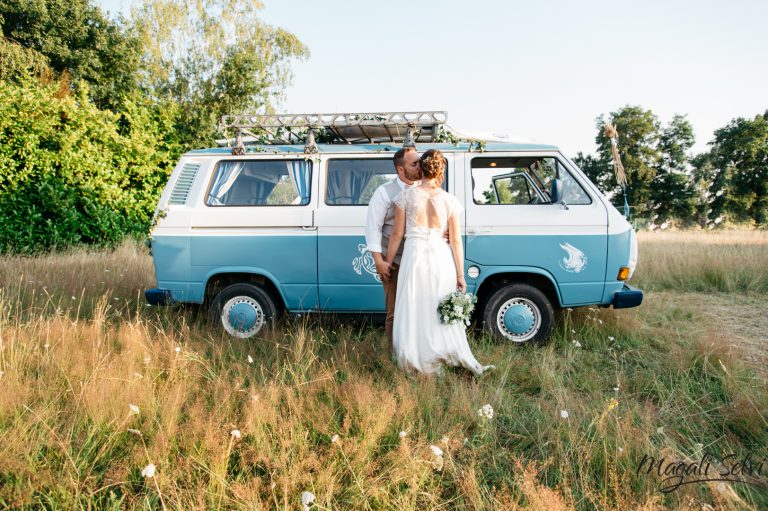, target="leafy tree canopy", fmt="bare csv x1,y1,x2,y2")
131,0,309,147
0,0,141,109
